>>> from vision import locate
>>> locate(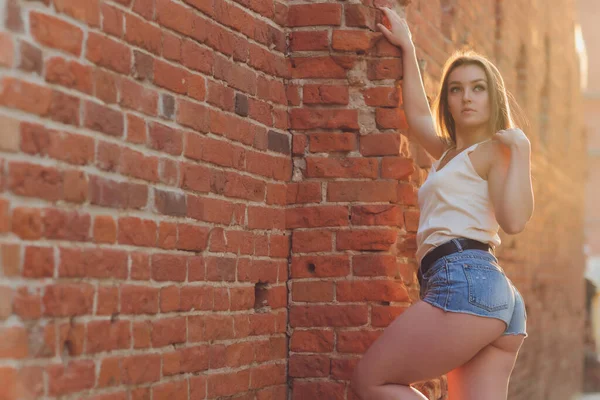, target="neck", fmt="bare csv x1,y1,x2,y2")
453,124,491,149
